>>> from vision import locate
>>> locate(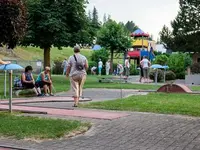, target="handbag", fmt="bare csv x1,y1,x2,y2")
74,55,84,71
